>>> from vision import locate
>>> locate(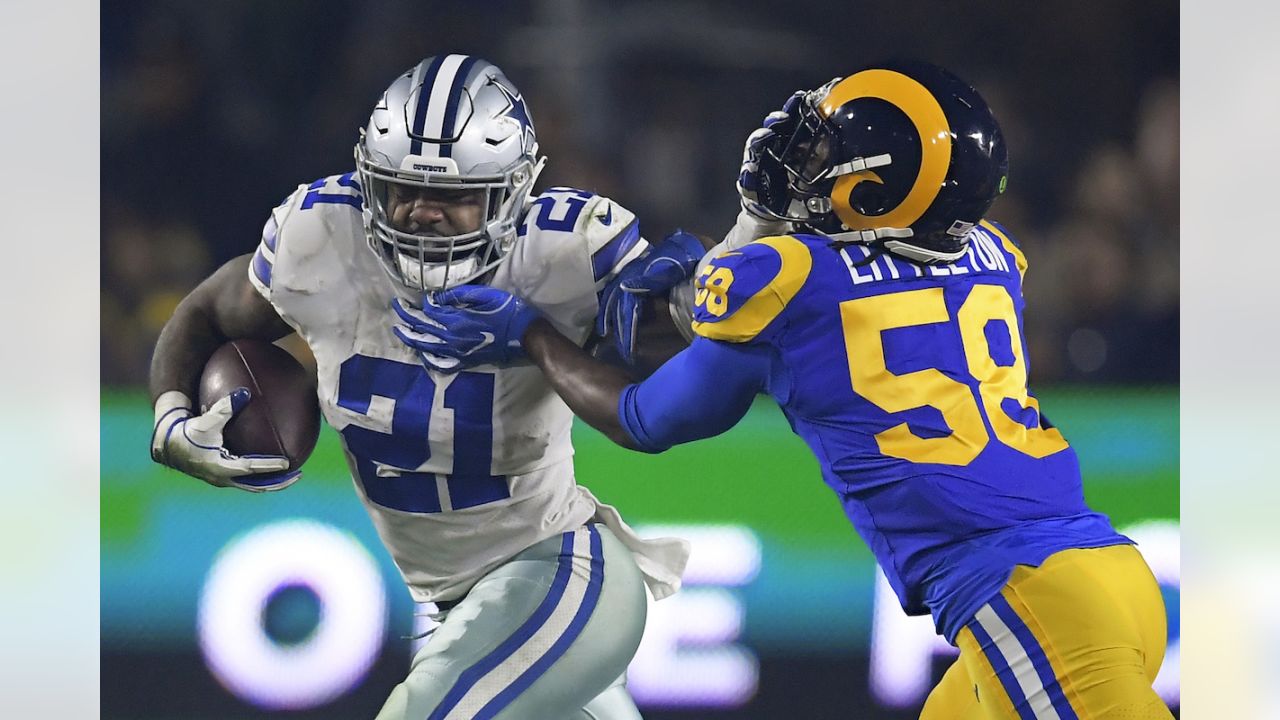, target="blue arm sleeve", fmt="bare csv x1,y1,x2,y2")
618,337,772,453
